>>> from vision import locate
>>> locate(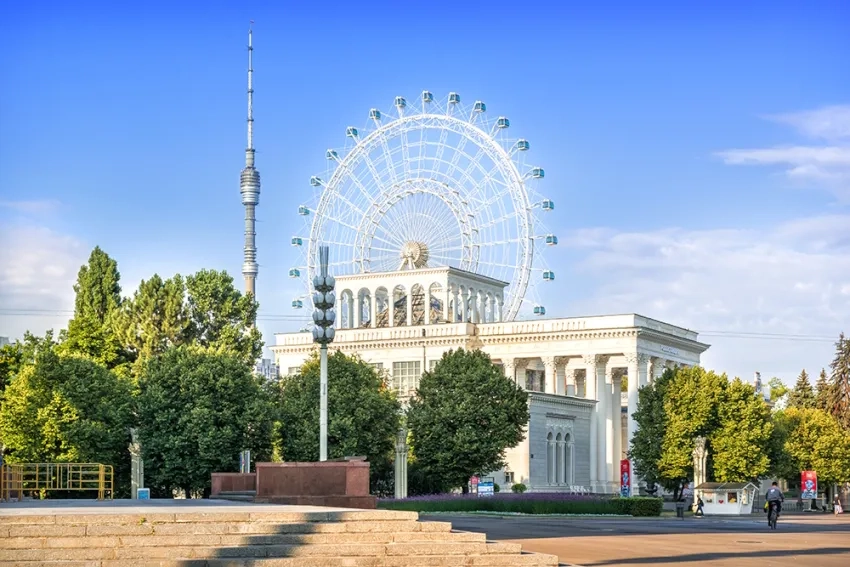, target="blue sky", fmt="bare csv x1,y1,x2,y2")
1,0,848,384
